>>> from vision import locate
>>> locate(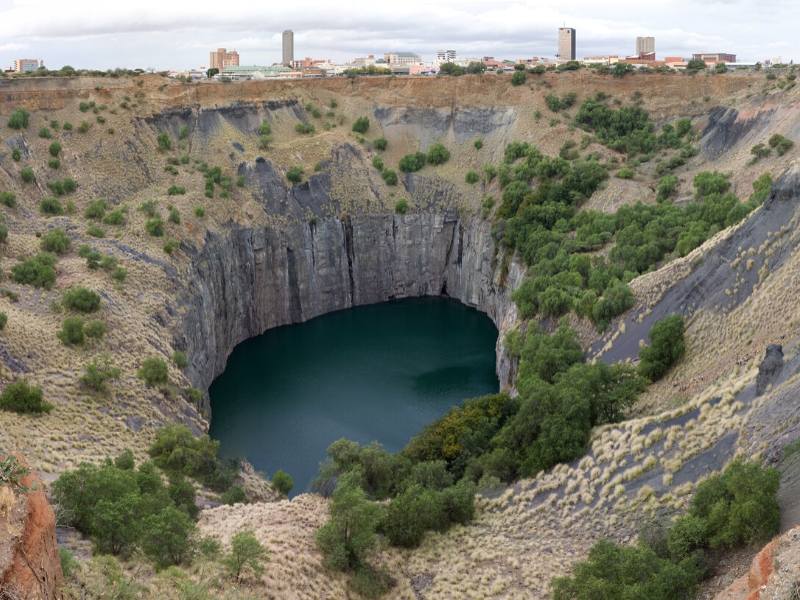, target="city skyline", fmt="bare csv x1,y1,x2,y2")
0,0,798,70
